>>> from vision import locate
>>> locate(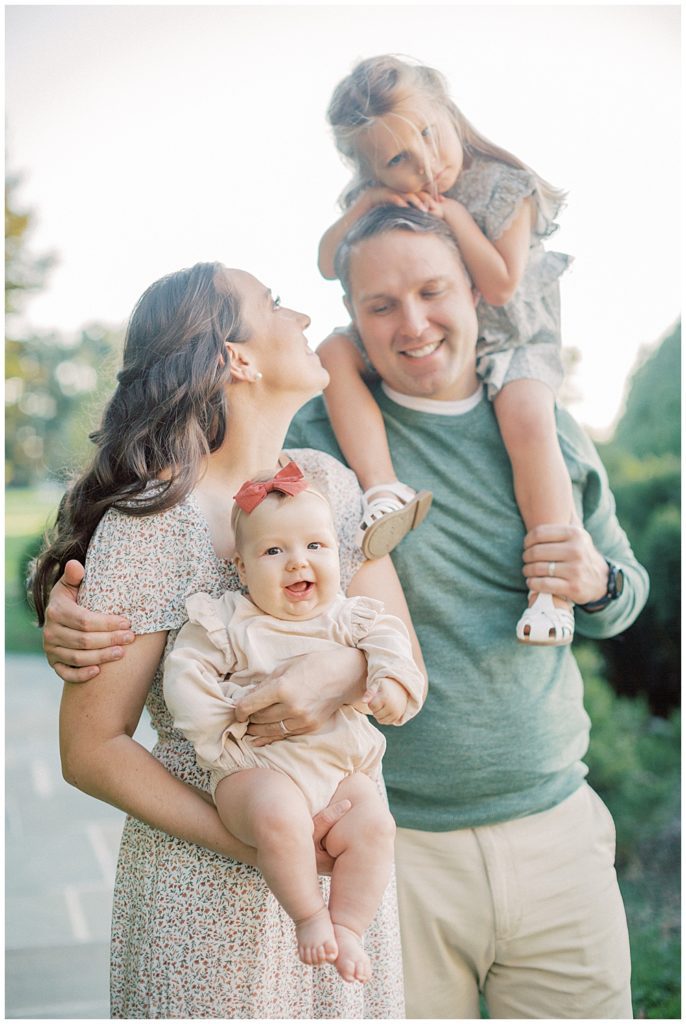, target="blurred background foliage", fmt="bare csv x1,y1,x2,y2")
5,174,681,1018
